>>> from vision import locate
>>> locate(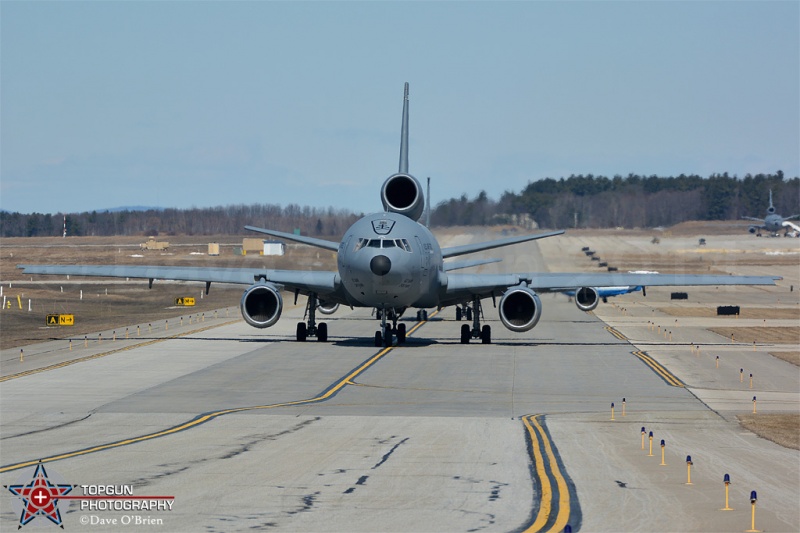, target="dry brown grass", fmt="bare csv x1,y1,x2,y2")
709,327,800,344
1,236,336,349
737,414,800,450
660,307,800,319
770,352,800,366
